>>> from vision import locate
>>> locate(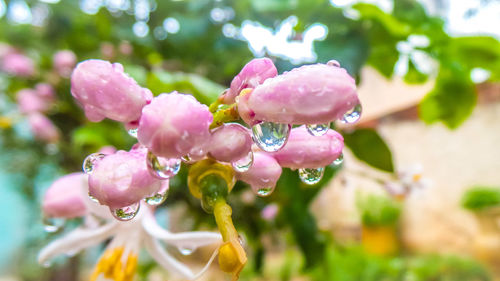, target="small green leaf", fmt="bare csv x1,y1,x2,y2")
353,3,410,37
146,70,224,104
461,187,500,211
419,65,476,129
343,128,394,172
404,59,428,84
